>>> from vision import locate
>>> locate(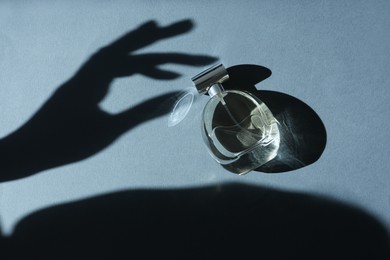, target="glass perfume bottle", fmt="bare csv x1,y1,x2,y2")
192,64,280,174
